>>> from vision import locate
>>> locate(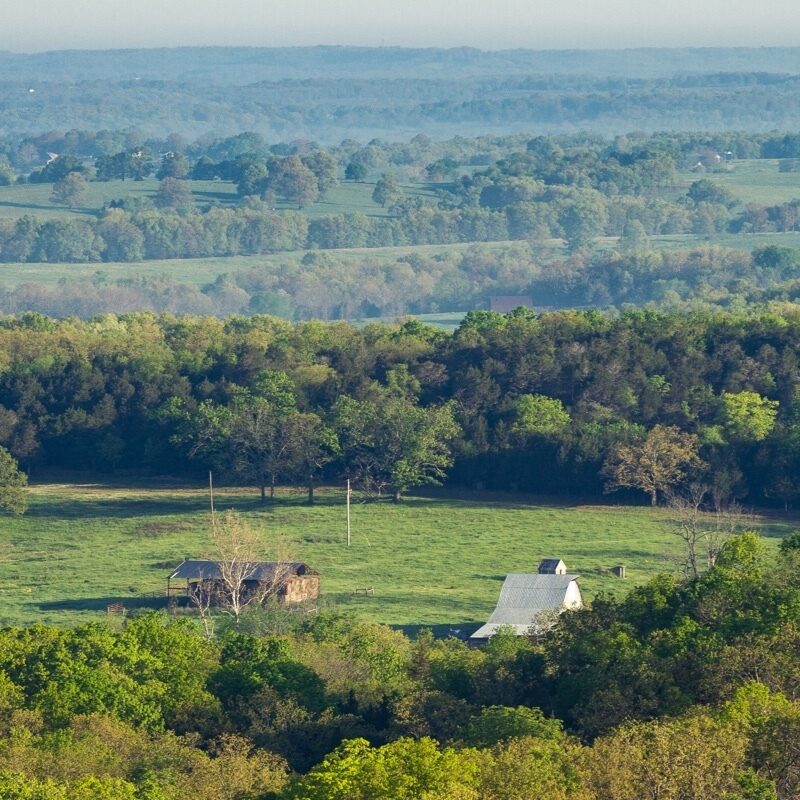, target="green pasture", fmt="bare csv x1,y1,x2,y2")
0,178,435,221
0,240,531,289
2,229,797,294
0,482,792,631
0,179,230,220
675,159,800,205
